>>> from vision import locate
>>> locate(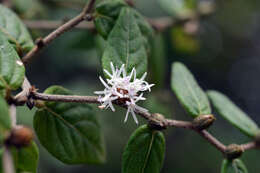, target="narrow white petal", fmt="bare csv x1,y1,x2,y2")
109,101,115,112
119,64,125,77
129,68,135,80
131,109,138,124
124,108,130,123
110,62,116,74
104,69,113,78
140,72,147,81
99,76,110,88
133,68,136,80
